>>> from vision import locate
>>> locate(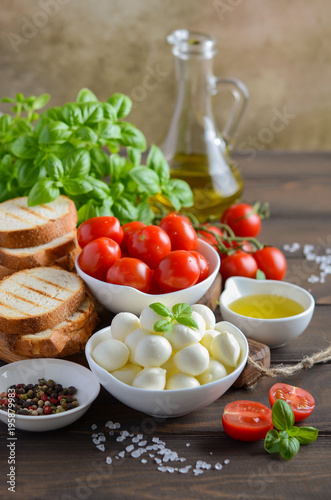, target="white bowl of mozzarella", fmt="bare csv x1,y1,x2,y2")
85,304,248,417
